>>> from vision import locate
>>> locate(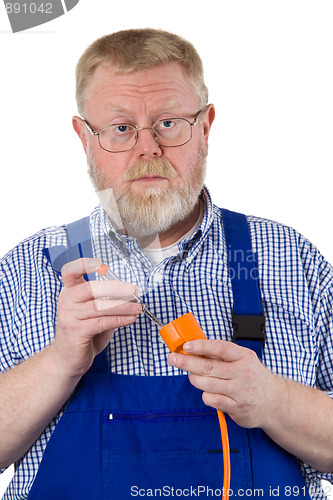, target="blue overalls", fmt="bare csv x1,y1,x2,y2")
27,210,311,499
